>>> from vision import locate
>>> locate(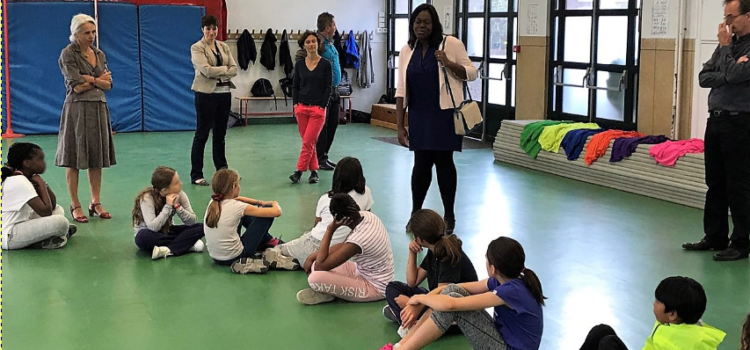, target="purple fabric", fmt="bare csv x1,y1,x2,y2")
610,135,670,162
